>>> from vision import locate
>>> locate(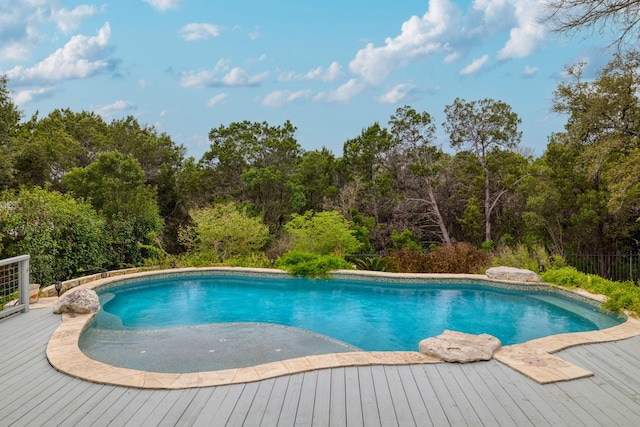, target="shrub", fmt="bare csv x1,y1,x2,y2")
275,251,353,278
387,248,430,273
353,256,395,272
283,210,362,256
426,242,490,274
542,266,640,316
492,244,549,272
